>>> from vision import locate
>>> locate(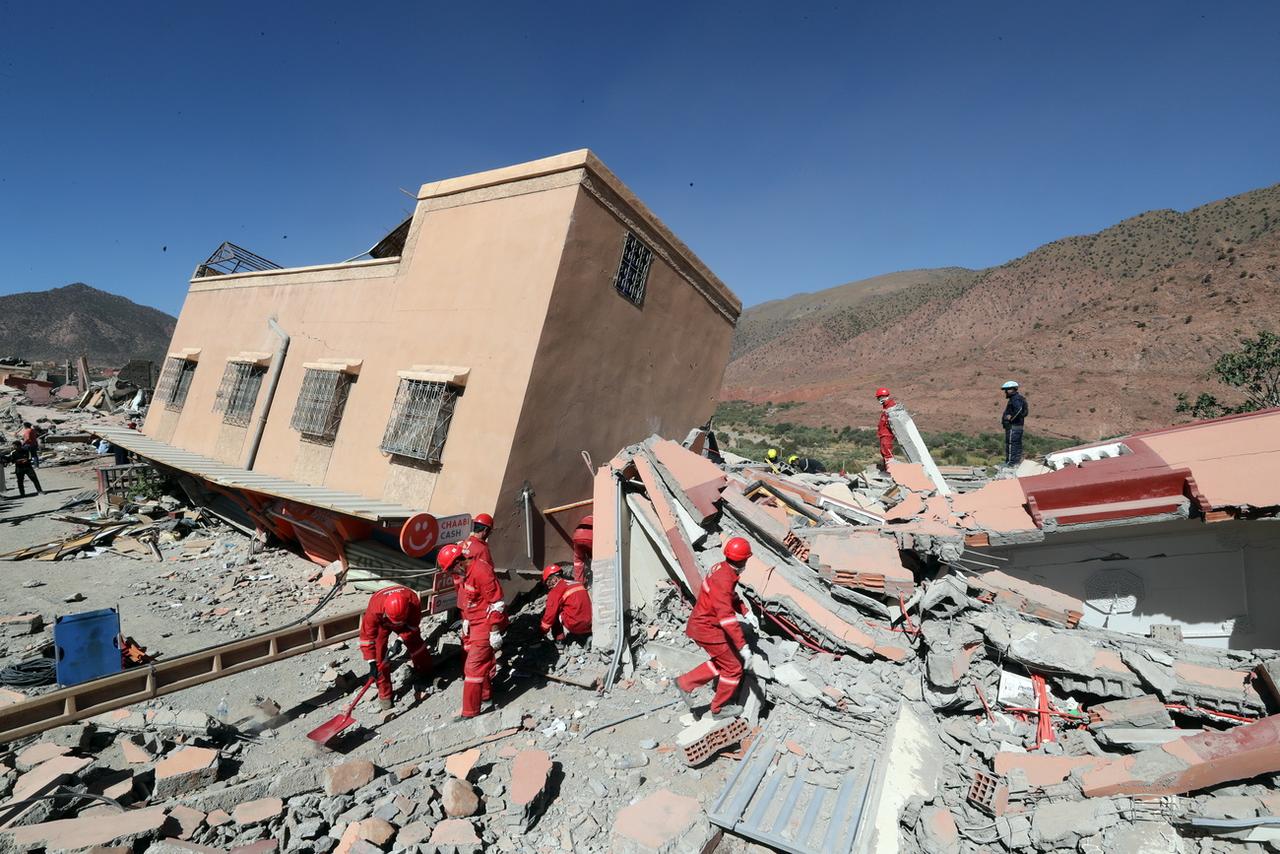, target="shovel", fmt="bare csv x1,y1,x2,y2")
306,677,374,744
